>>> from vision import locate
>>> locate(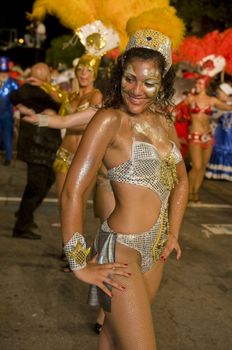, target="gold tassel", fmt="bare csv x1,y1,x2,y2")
152,209,168,261
161,155,178,190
